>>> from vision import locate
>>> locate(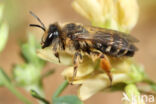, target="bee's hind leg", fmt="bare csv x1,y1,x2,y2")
91,52,112,84
100,54,112,85
71,51,82,84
